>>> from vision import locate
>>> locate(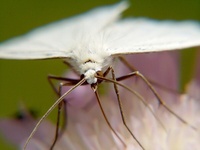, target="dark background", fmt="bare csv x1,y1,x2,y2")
0,0,200,149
